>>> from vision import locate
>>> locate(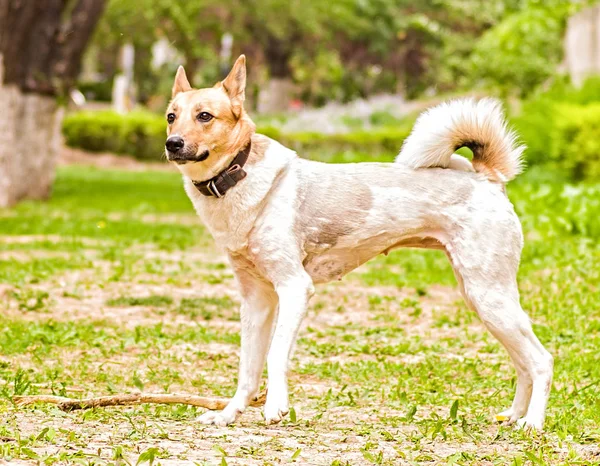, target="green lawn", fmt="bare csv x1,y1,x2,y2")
0,164,599,465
